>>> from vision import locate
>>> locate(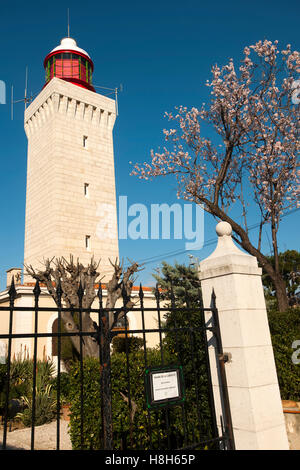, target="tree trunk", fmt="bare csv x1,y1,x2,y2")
81,312,100,358
60,310,100,359
270,274,290,312
233,227,289,312
237,229,289,312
